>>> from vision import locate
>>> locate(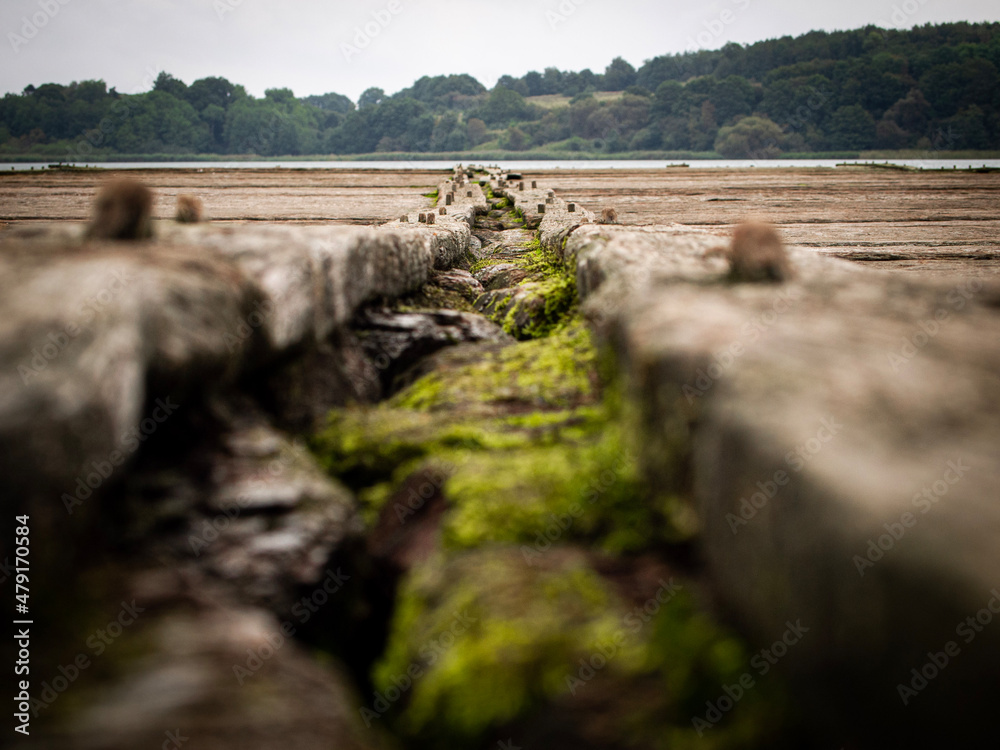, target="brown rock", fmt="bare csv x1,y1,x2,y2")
175,195,204,224
727,221,791,282
87,178,153,240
